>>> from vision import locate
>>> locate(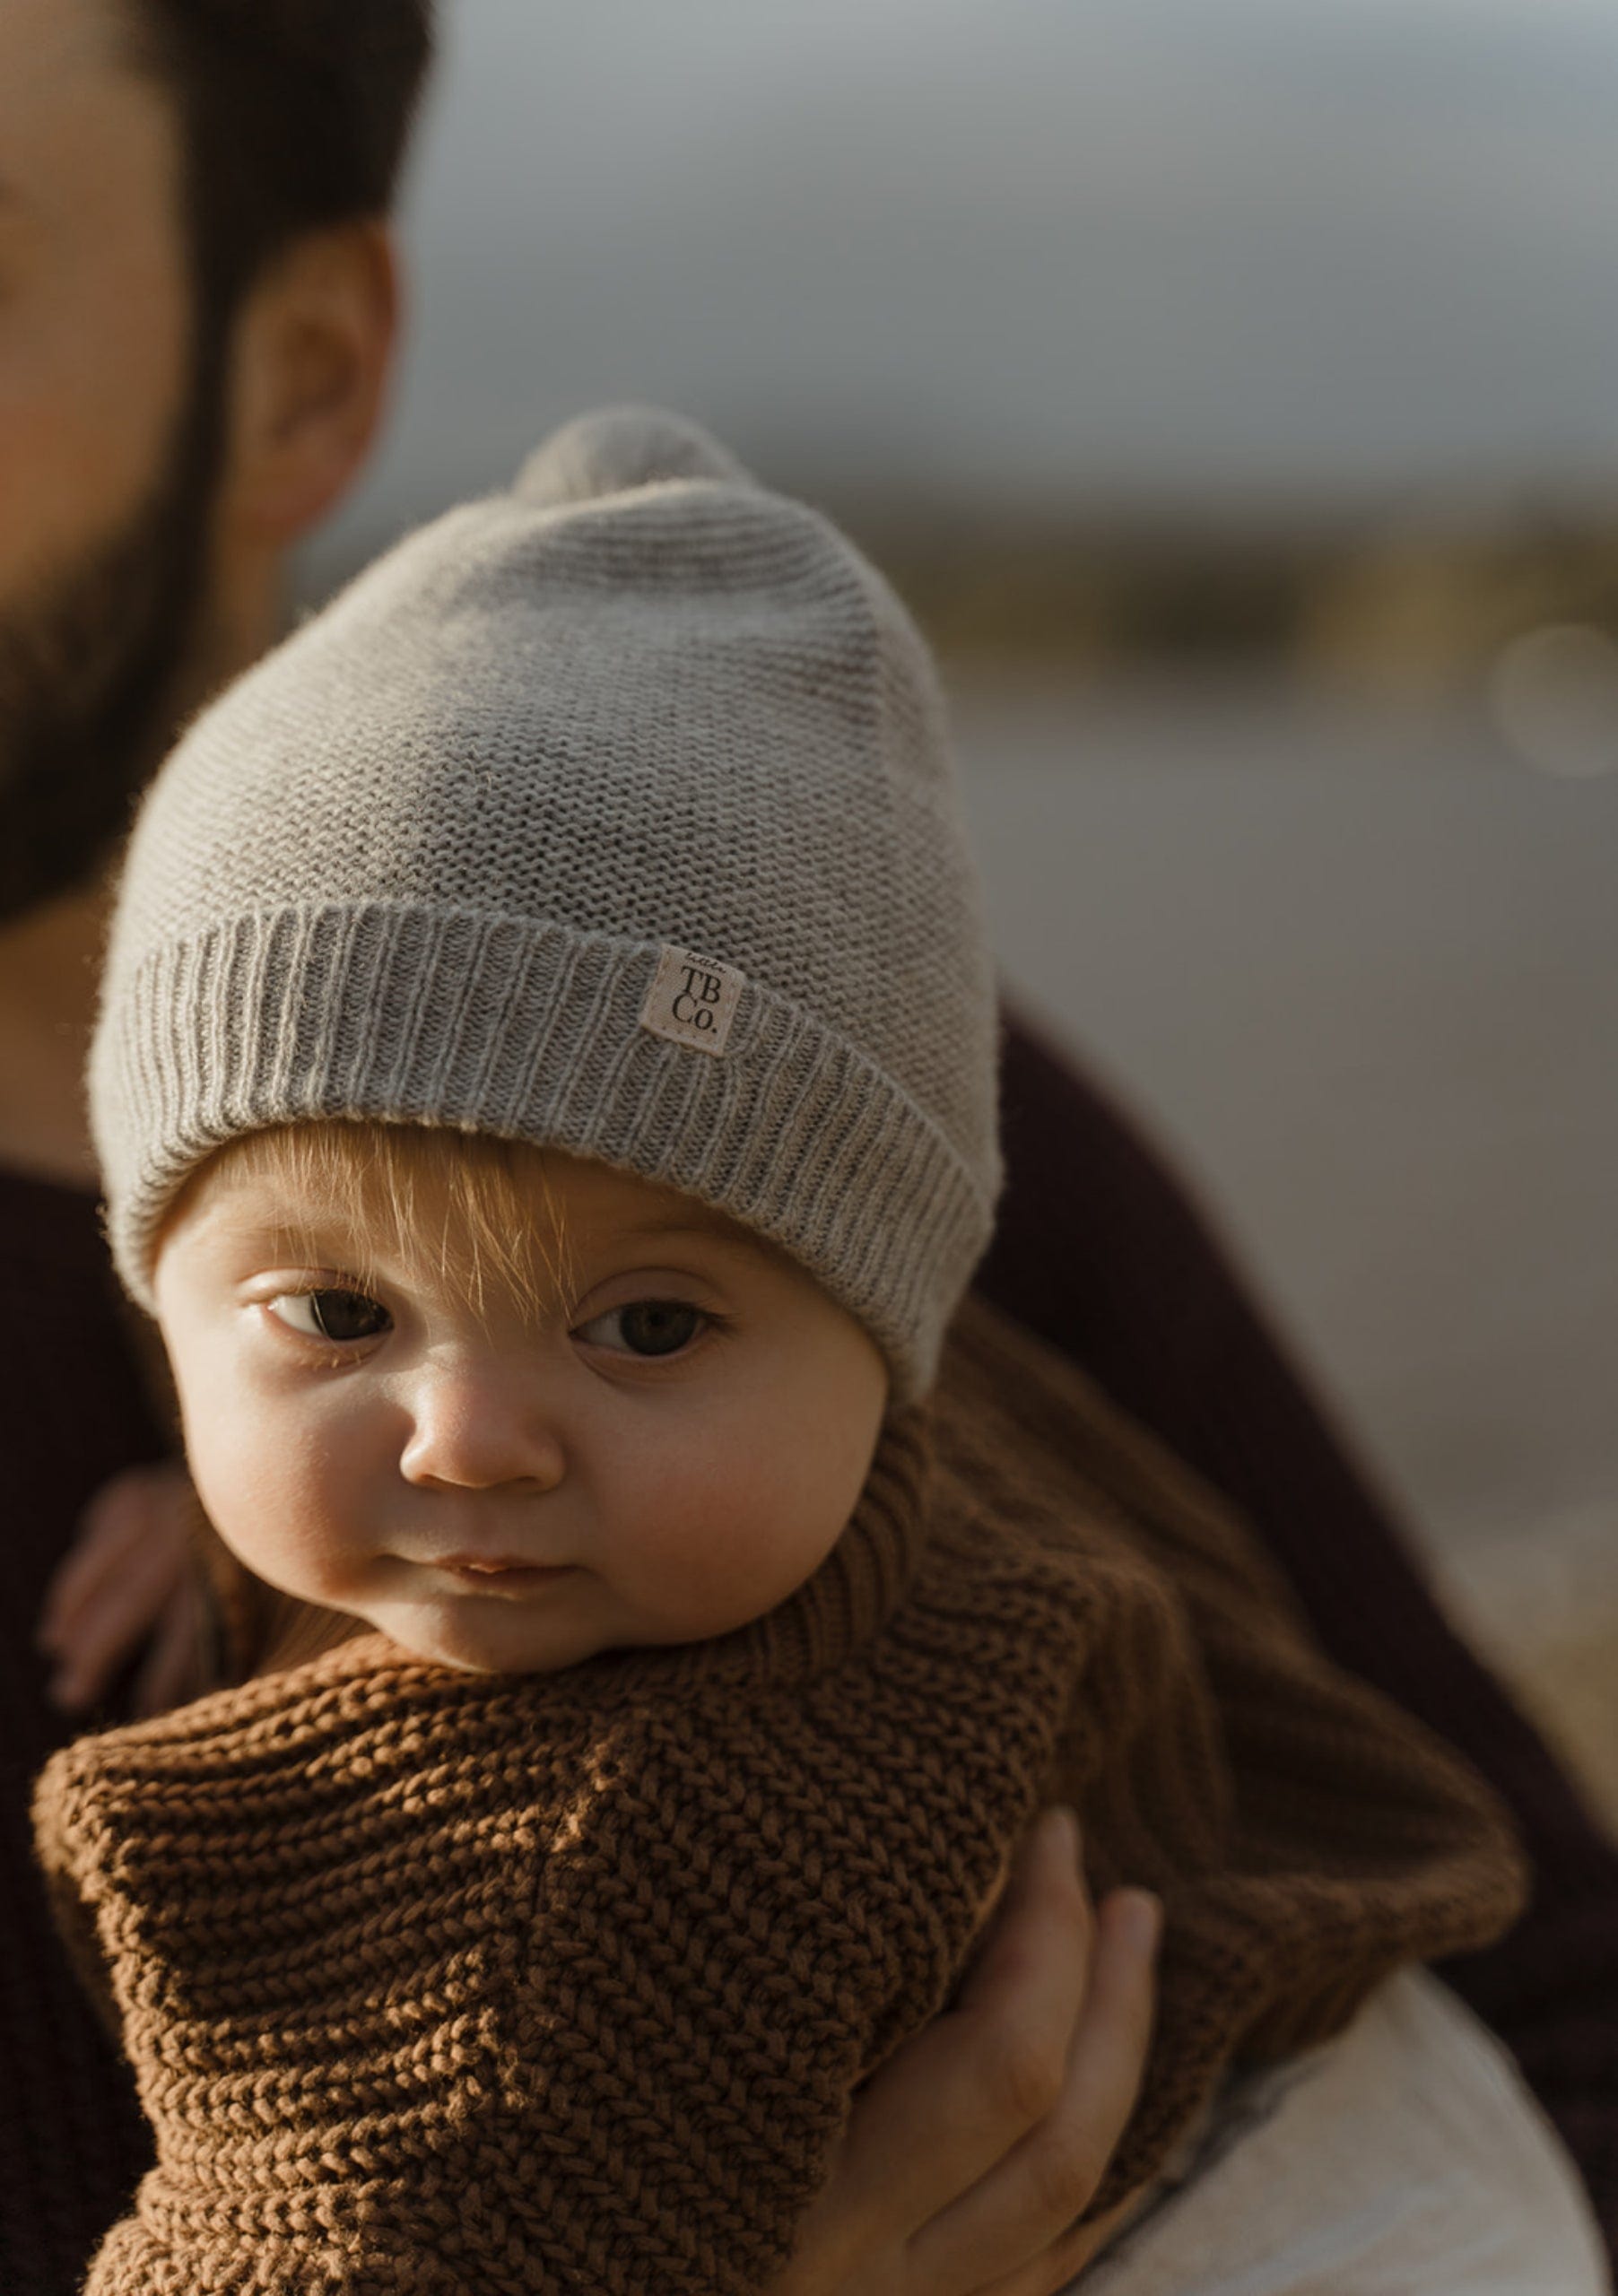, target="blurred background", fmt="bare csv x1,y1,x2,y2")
304,0,1618,1814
